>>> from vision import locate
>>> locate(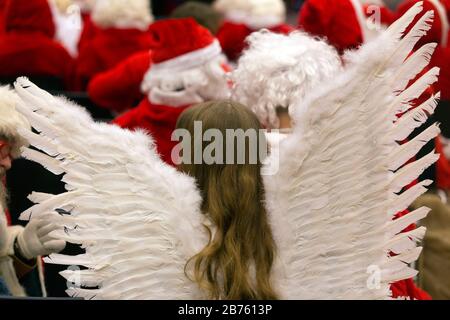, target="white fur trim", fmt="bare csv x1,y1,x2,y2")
214,0,286,29
150,40,222,75
232,31,342,129
142,54,231,107
92,0,153,30
428,0,449,46
0,86,31,158
149,87,204,108
225,10,285,29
